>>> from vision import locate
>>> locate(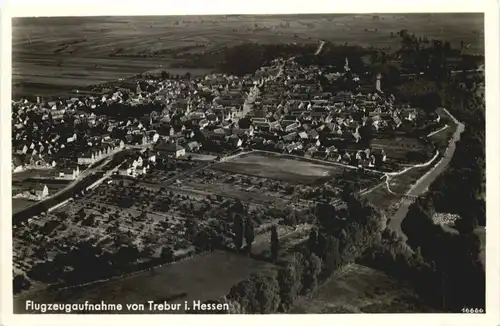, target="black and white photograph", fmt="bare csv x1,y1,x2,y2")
1,0,498,324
